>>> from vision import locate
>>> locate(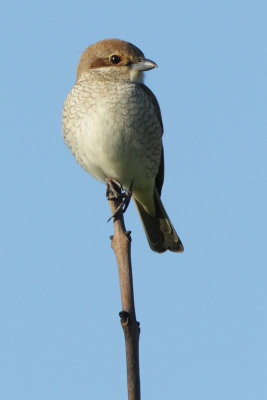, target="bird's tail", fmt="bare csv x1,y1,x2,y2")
133,188,184,253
